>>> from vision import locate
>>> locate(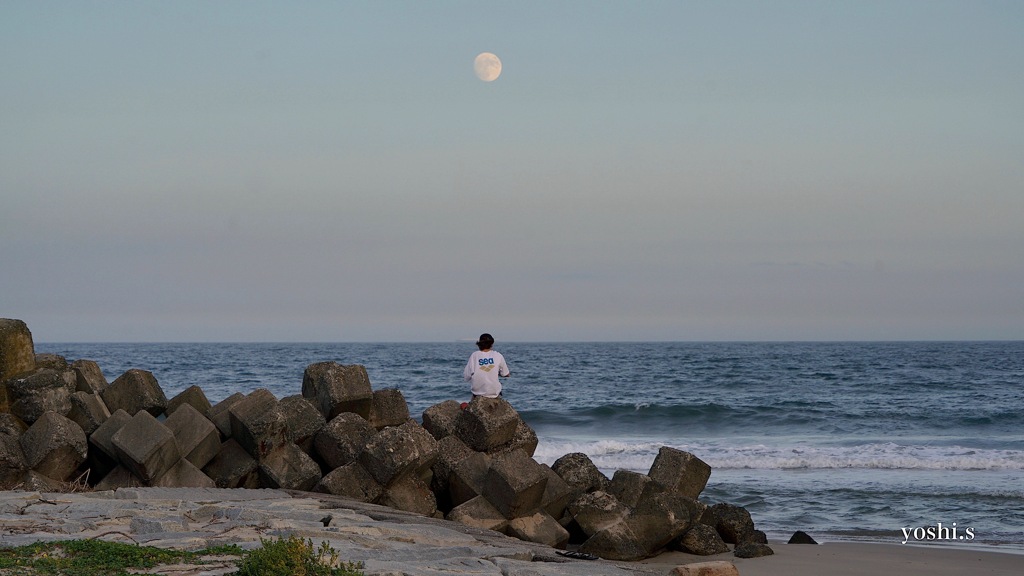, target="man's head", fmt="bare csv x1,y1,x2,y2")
476,333,495,350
